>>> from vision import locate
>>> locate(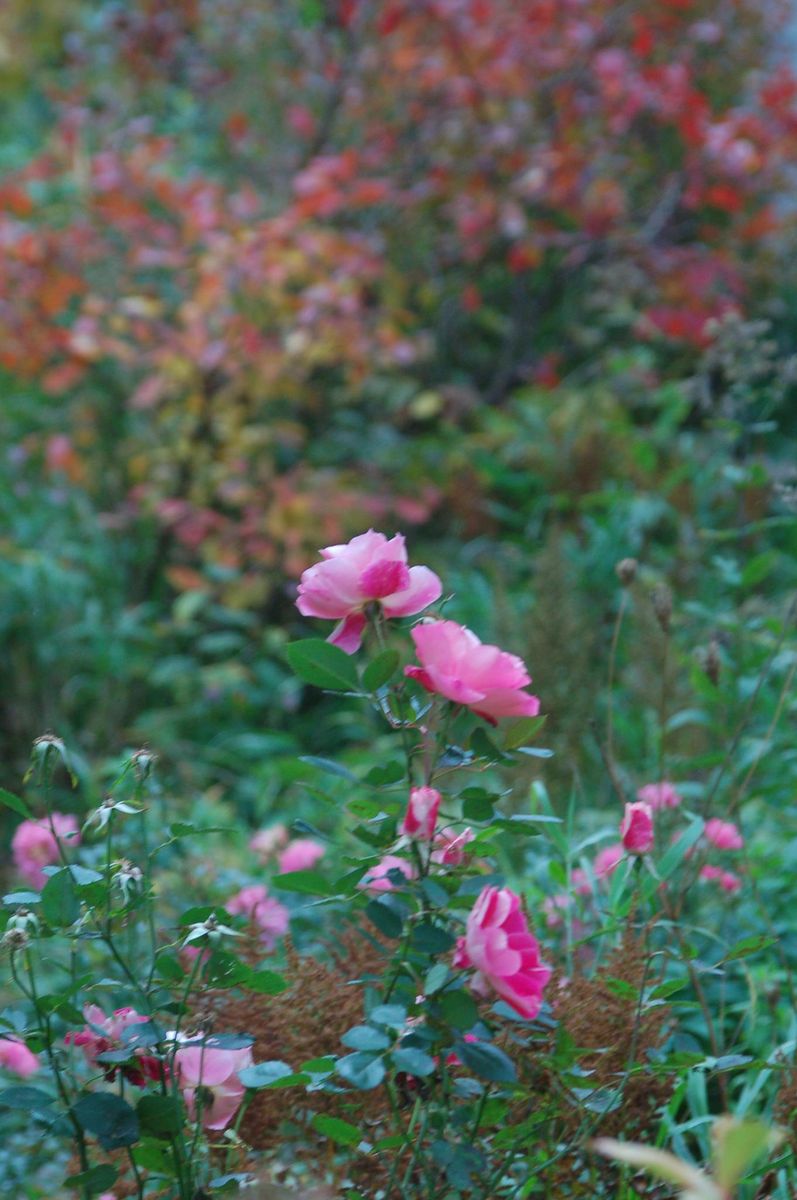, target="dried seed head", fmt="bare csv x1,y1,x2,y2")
615,558,638,587
131,748,157,782
650,584,673,633
2,928,30,951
